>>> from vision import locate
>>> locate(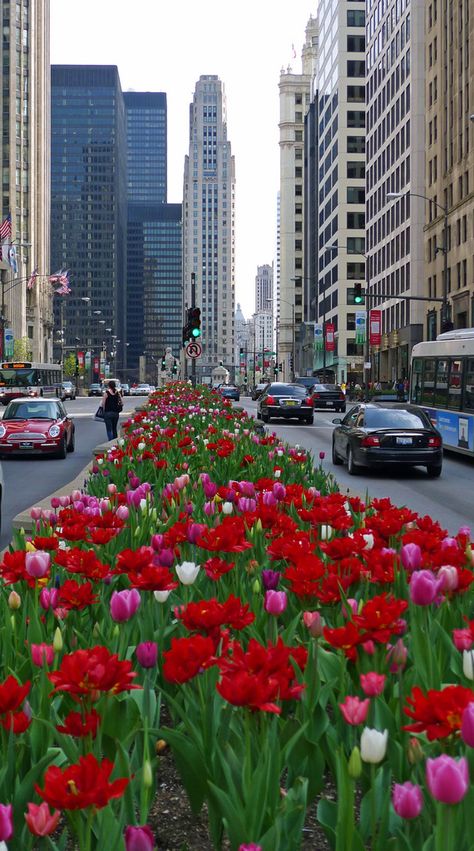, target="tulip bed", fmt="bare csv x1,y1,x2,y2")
0,383,473,851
